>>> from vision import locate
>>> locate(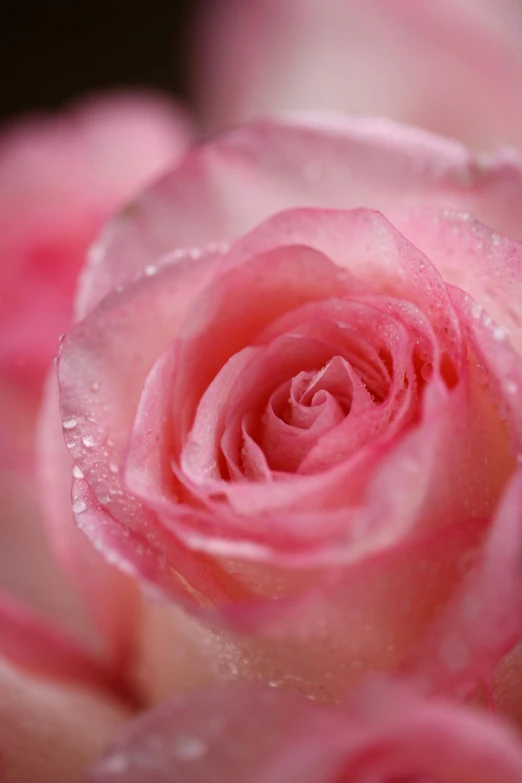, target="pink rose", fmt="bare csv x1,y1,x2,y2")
87,679,522,782
39,116,522,712
0,91,191,468
0,608,129,783
194,0,522,150
0,92,191,667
